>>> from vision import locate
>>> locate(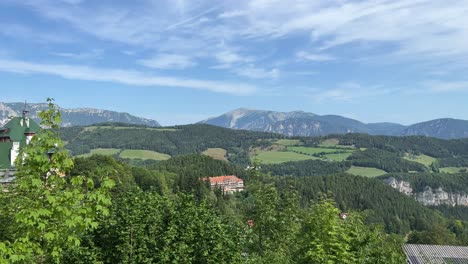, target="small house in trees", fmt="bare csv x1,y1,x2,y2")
202,175,244,194
0,108,40,183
